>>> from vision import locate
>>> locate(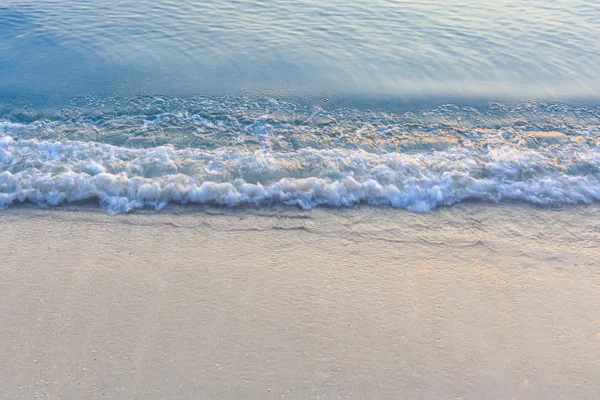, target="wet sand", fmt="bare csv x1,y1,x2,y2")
1,204,599,399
